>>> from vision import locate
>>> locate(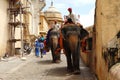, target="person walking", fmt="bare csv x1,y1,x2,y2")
35,39,40,57
39,35,45,58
